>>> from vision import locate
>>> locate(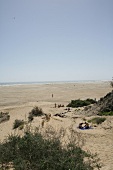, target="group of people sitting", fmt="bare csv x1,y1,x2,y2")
78,122,90,129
